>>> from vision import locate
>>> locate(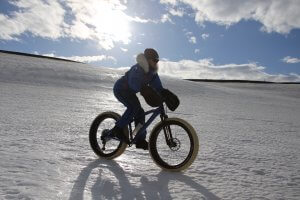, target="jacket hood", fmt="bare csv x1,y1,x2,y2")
136,53,149,73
